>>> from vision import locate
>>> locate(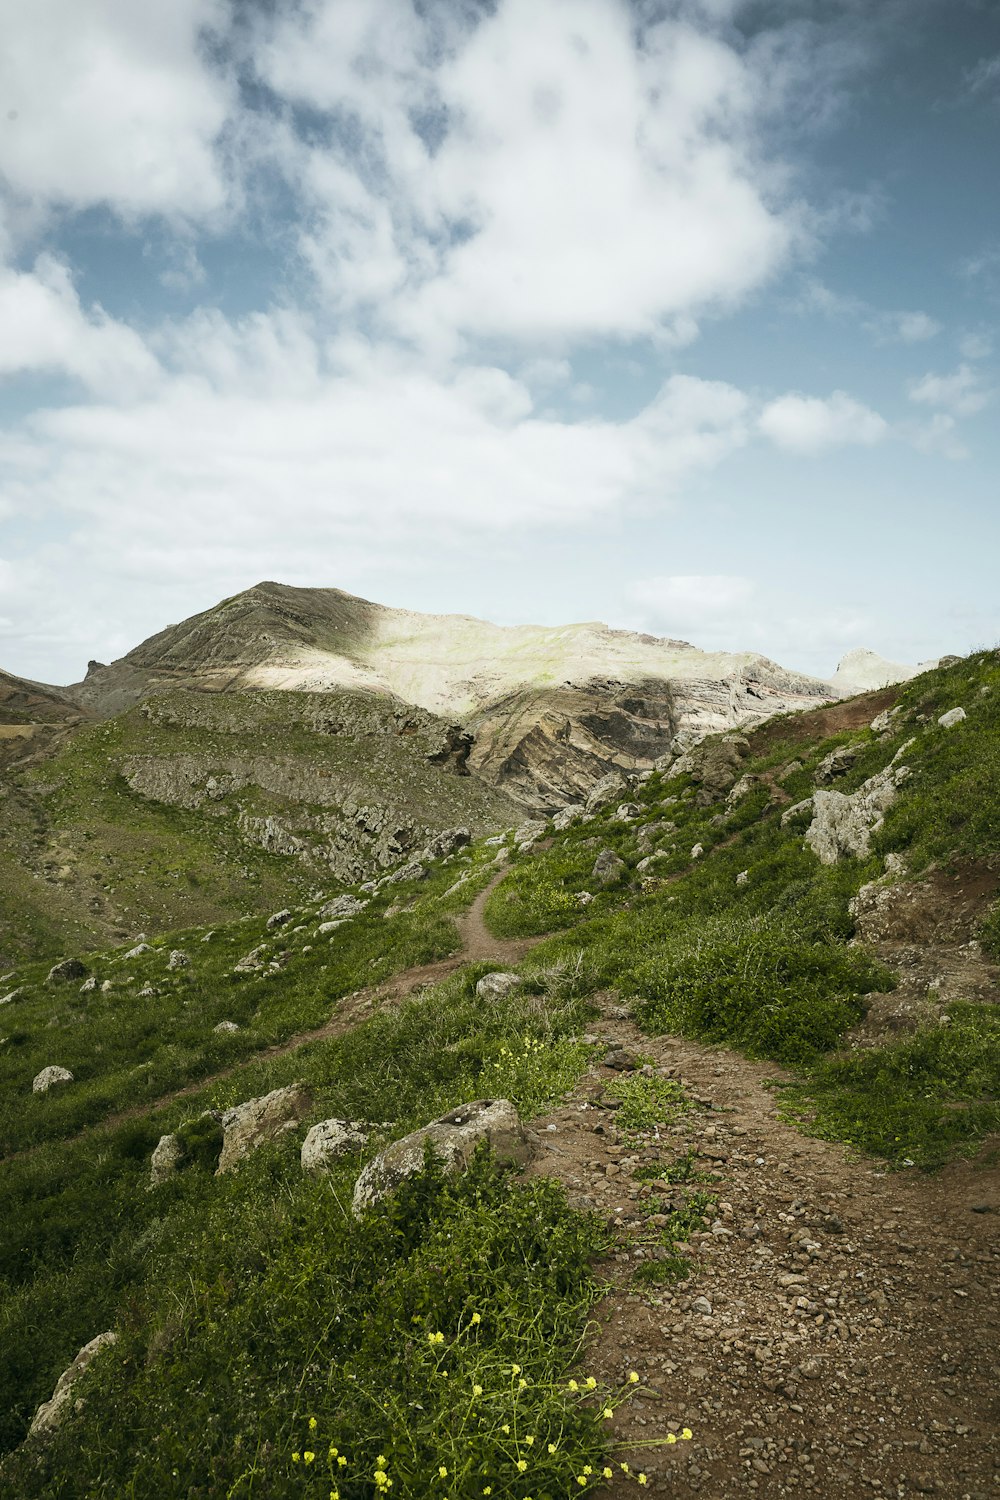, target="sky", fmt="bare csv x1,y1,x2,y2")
0,0,998,686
